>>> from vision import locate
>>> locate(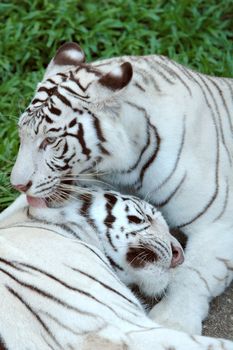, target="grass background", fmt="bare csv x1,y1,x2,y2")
0,0,232,211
